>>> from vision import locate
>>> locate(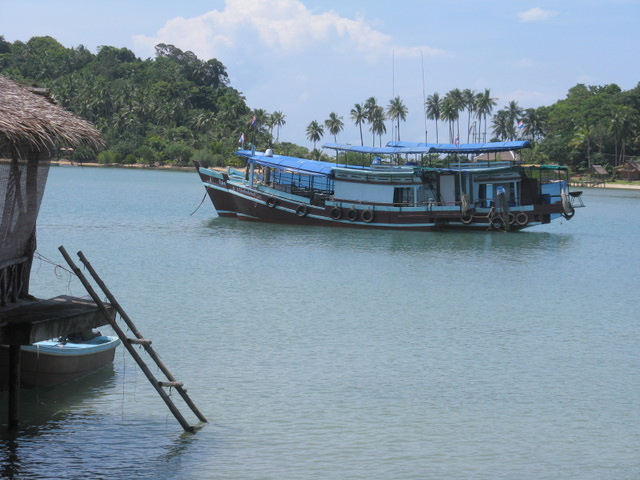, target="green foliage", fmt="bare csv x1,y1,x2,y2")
0,36,262,166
